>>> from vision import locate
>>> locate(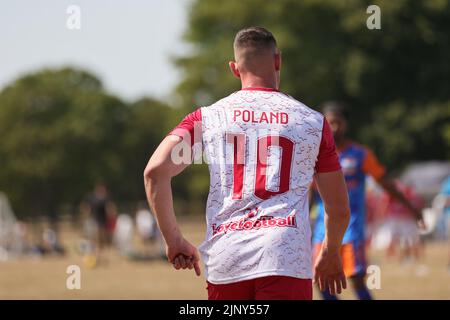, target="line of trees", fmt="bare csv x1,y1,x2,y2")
0,68,186,217
175,0,450,166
